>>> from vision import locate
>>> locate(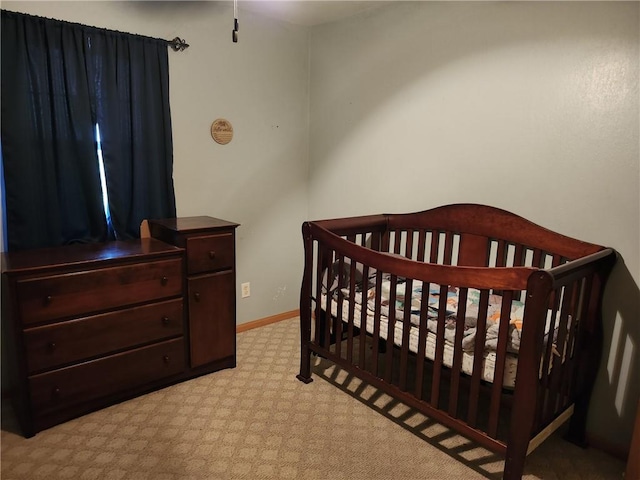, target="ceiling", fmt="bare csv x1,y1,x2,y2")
240,1,393,27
